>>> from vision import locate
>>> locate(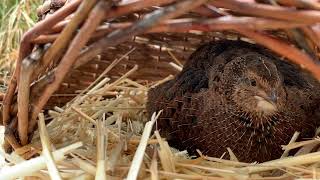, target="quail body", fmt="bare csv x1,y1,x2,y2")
147,40,320,162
